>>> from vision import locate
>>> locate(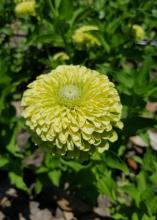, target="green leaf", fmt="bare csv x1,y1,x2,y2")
6,125,22,157
123,184,140,207
9,172,28,191
137,56,152,87
70,8,88,26
112,213,126,219
142,214,156,220
146,87,157,100
116,72,134,89
61,159,87,172
48,170,61,187
132,213,139,220
0,156,9,168
45,154,60,169
36,166,48,174
136,171,146,194
58,0,74,20
133,155,143,165
145,194,157,215
105,153,129,173
54,0,62,10
99,34,110,53
95,169,116,200
35,179,43,194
